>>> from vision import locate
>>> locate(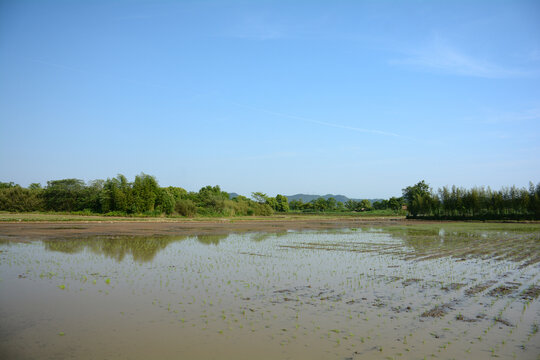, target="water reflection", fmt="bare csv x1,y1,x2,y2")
43,236,186,263
196,234,228,245
2,224,540,360
37,225,540,265
250,231,289,242
385,226,540,263
40,232,287,262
